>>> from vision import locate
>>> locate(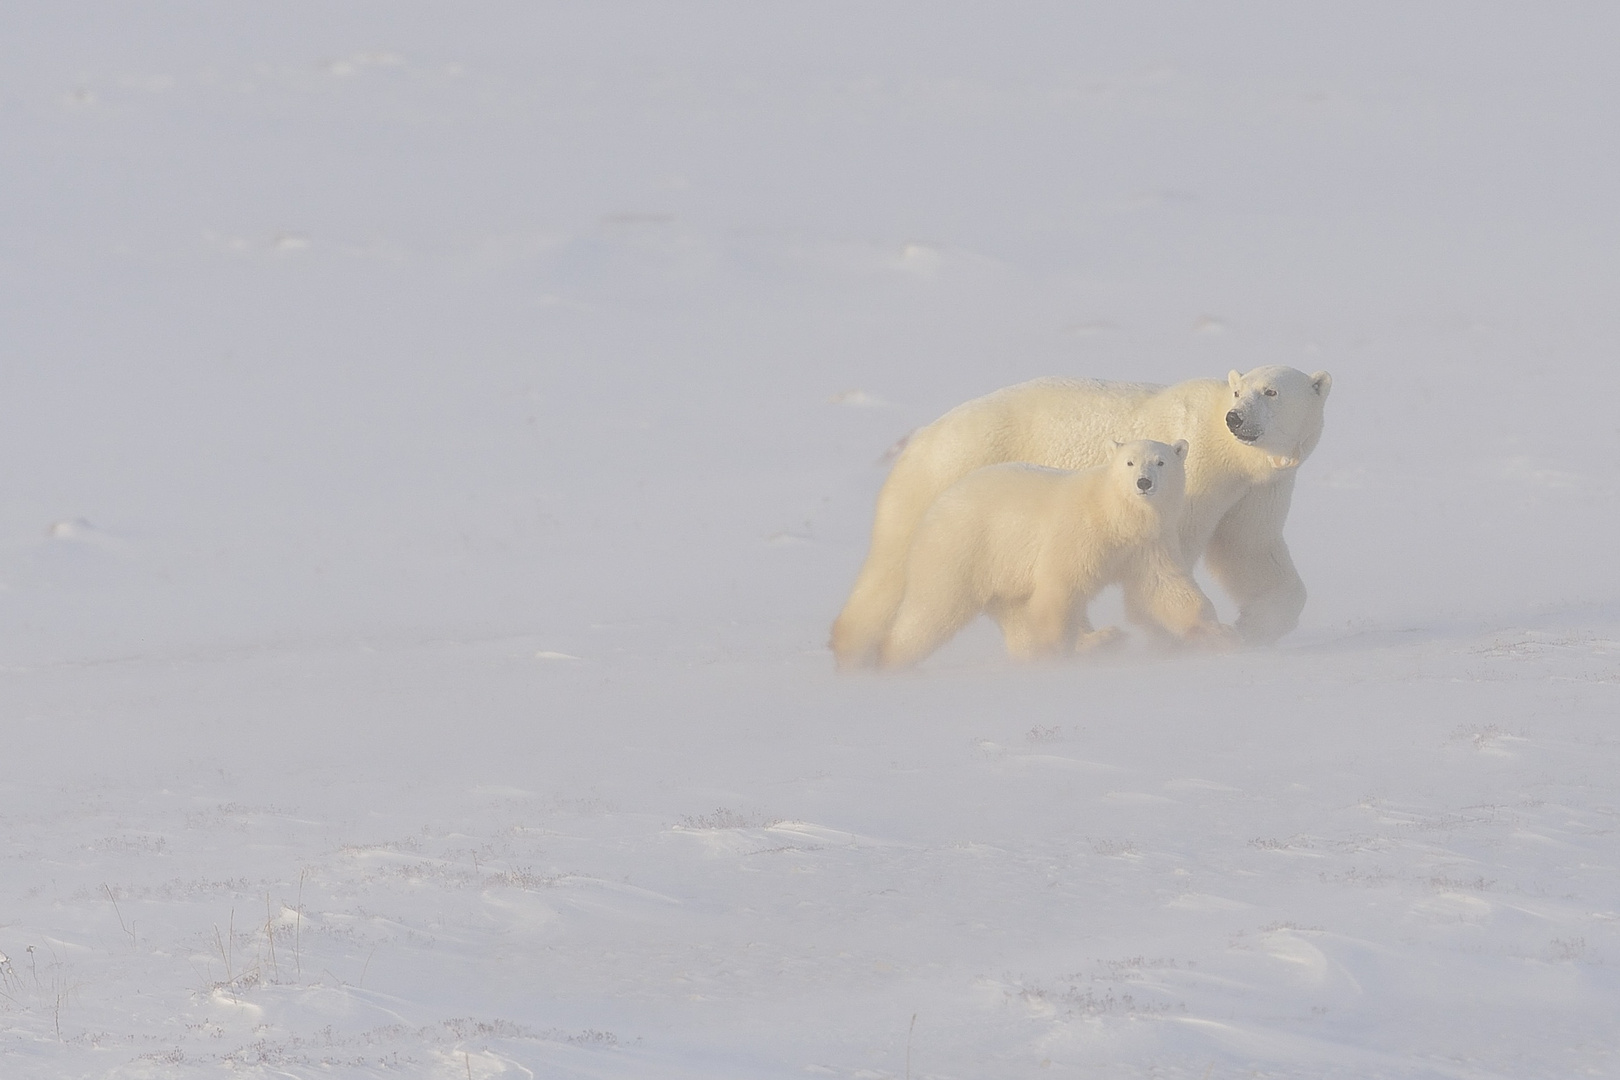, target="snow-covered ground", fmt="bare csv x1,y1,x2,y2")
3,4,1619,1076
